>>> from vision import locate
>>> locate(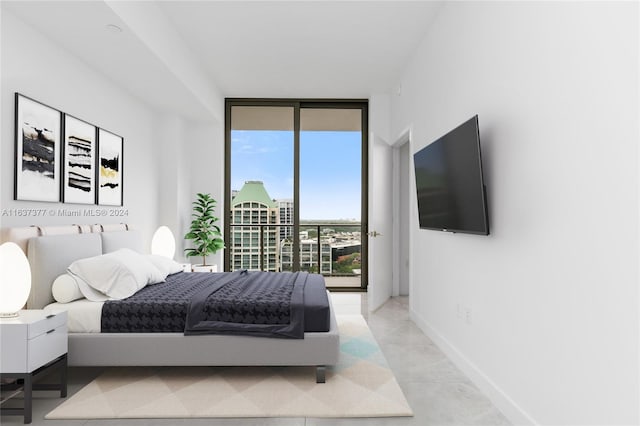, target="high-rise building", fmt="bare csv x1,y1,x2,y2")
280,237,332,274
230,181,280,272
277,199,294,241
